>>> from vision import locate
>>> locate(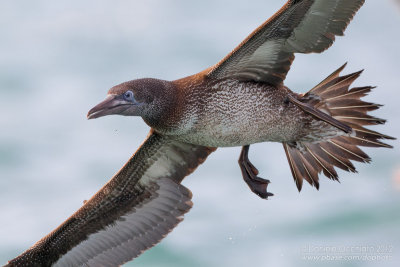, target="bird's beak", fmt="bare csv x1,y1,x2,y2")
87,95,130,119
